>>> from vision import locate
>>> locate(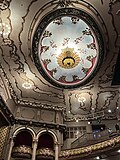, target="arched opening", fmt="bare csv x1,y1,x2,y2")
37,132,54,149
36,132,55,160
14,130,32,147
12,130,33,159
